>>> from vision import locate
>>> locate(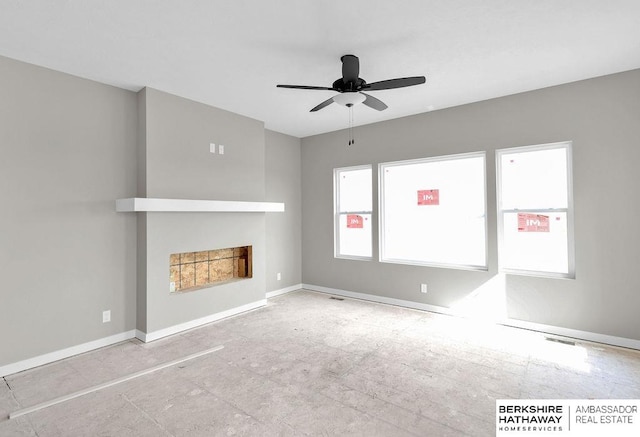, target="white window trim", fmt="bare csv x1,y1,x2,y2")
334,165,373,261
378,151,488,271
496,141,575,279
